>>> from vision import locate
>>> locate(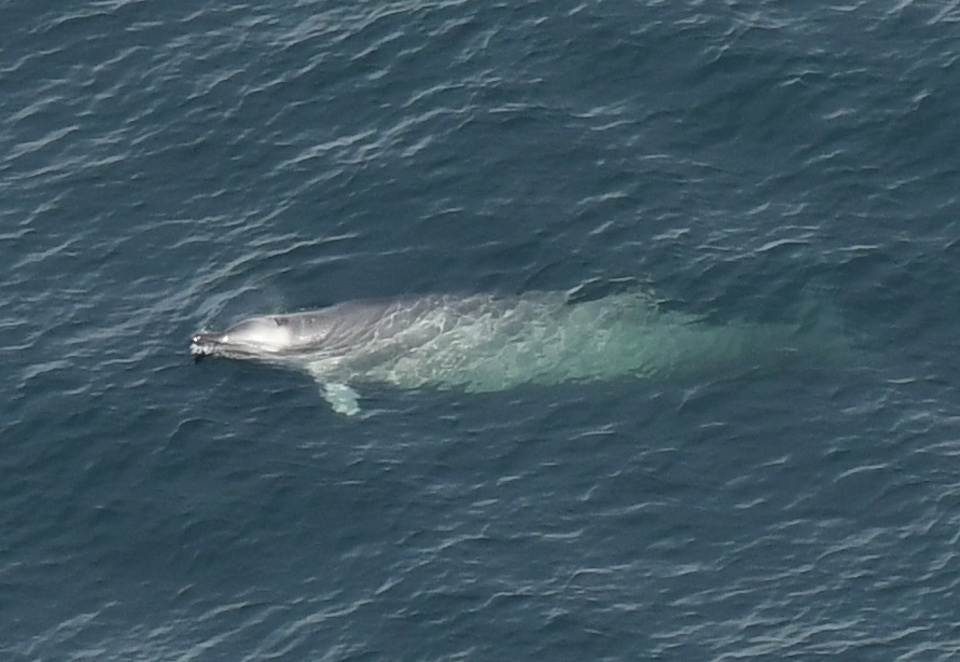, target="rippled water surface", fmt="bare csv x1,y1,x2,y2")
3,1,960,659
